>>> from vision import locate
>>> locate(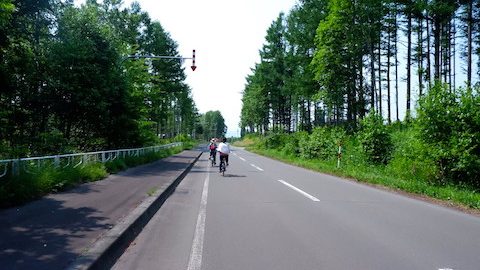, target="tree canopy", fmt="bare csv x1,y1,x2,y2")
0,0,198,157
